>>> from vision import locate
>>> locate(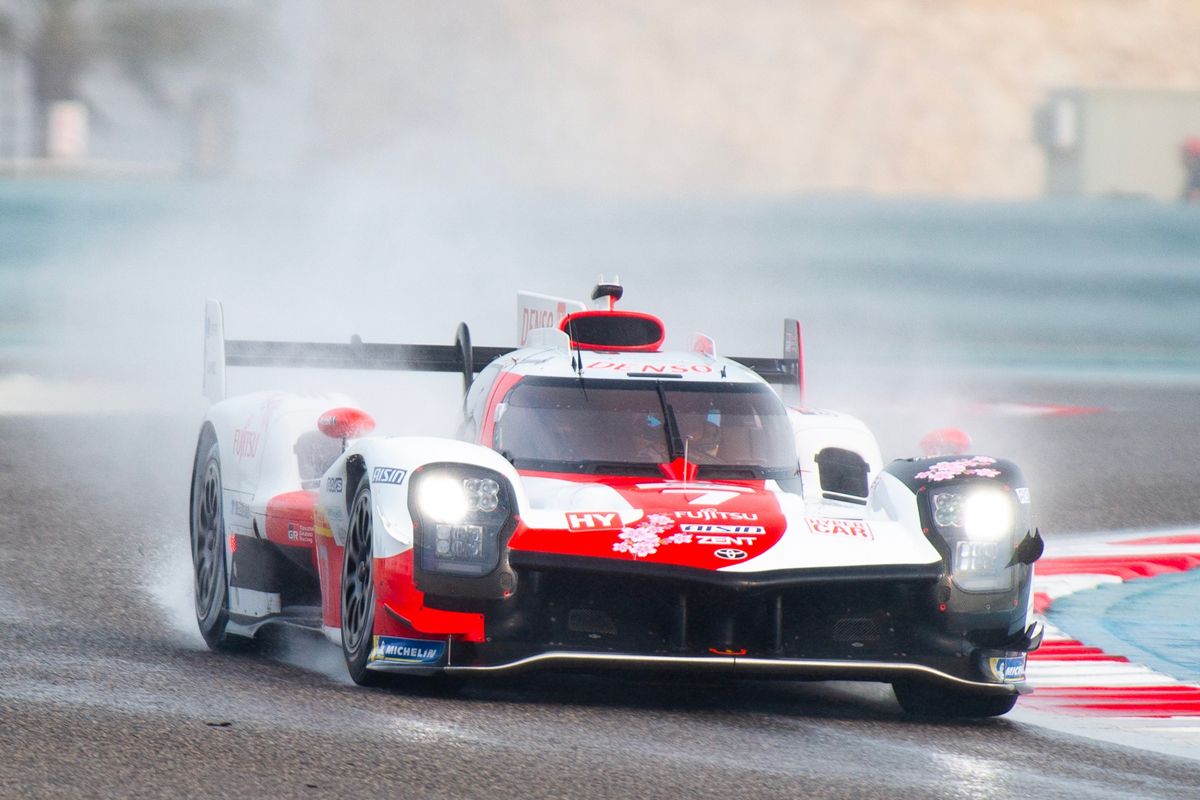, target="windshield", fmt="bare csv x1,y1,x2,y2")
493,377,798,479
